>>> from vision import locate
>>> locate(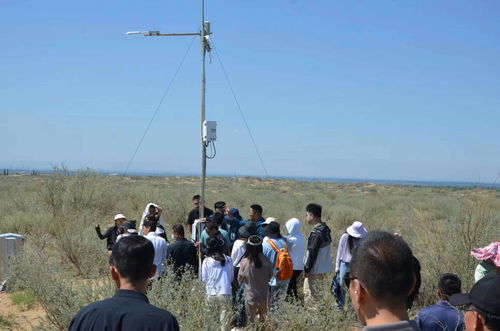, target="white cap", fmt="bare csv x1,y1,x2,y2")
346,221,368,238
114,213,126,221
264,217,276,225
